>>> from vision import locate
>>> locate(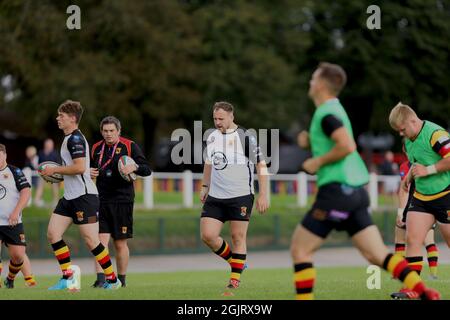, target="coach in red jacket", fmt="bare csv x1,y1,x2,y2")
90,116,152,288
